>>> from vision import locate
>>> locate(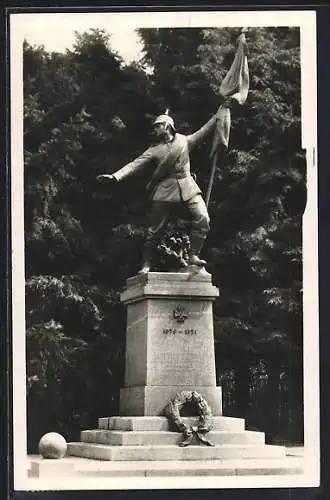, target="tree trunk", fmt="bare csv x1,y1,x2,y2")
264,362,281,443
233,359,251,418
